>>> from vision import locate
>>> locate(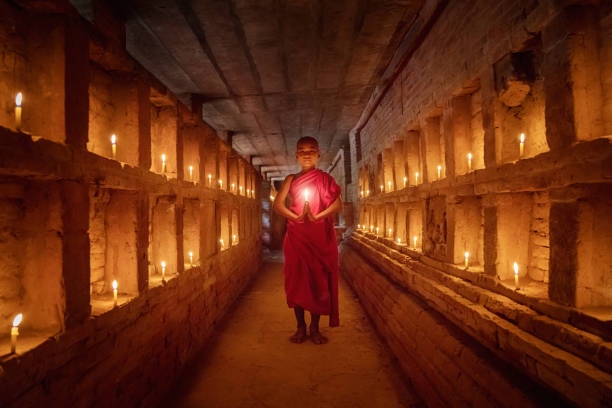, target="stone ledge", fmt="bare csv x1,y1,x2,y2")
345,235,612,407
